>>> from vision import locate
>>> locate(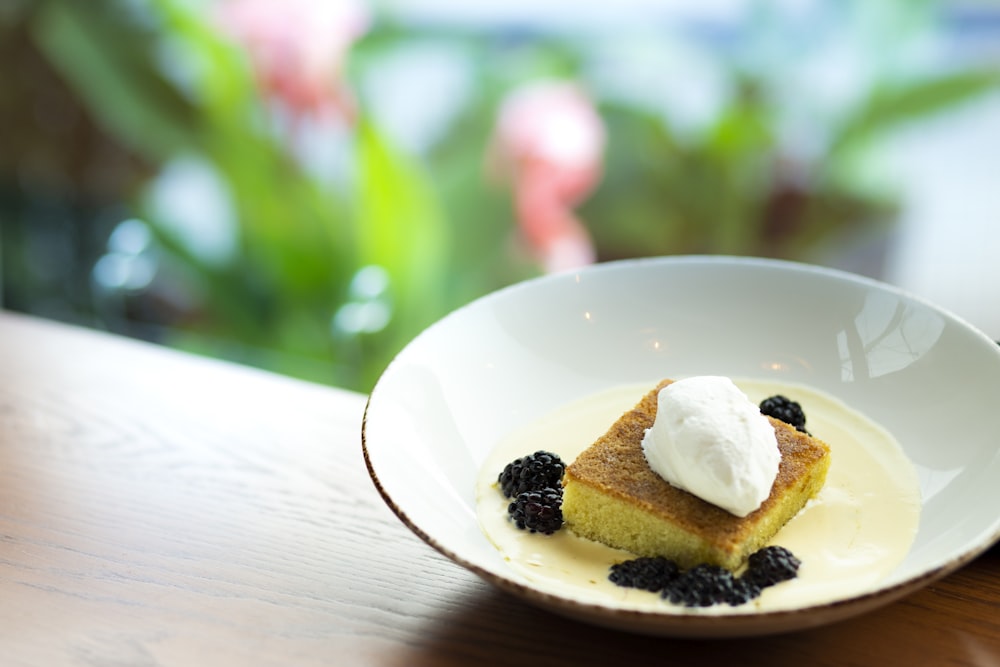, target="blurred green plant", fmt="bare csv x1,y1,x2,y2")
4,0,999,392
577,2,1000,264
15,0,457,390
